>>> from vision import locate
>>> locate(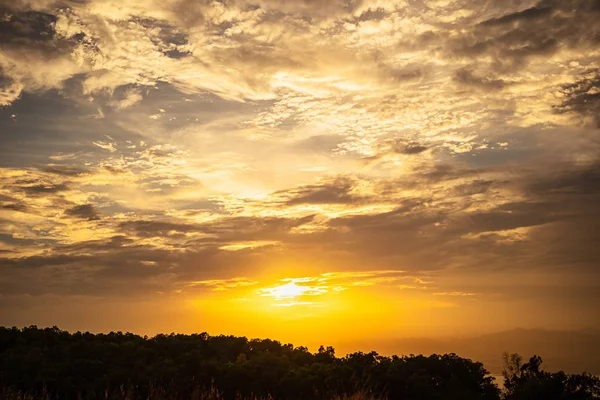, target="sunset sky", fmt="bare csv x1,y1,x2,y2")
1,0,599,348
